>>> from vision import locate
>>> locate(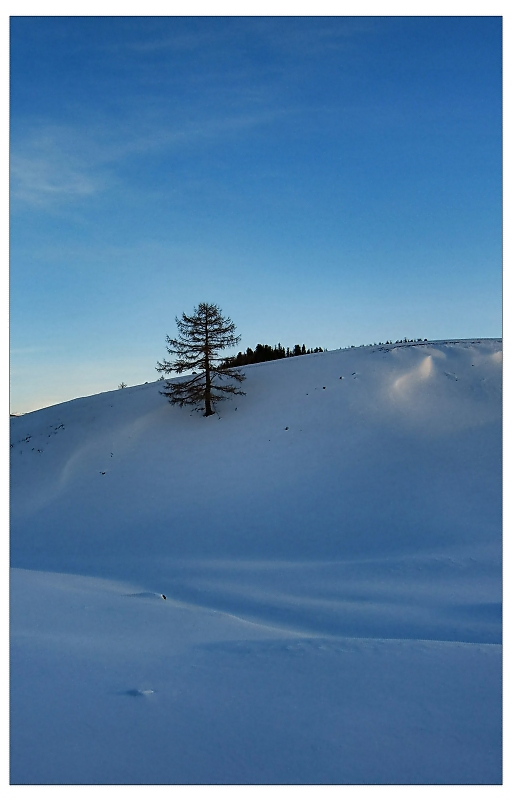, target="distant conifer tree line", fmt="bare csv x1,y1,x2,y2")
222,343,324,368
